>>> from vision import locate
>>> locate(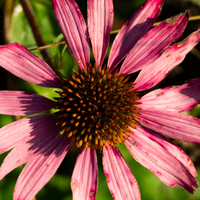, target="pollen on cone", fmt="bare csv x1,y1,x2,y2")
54,64,140,150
